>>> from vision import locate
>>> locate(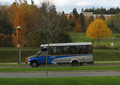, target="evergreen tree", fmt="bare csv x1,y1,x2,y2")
86,16,94,27
72,8,79,19
61,11,65,18
79,13,85,28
